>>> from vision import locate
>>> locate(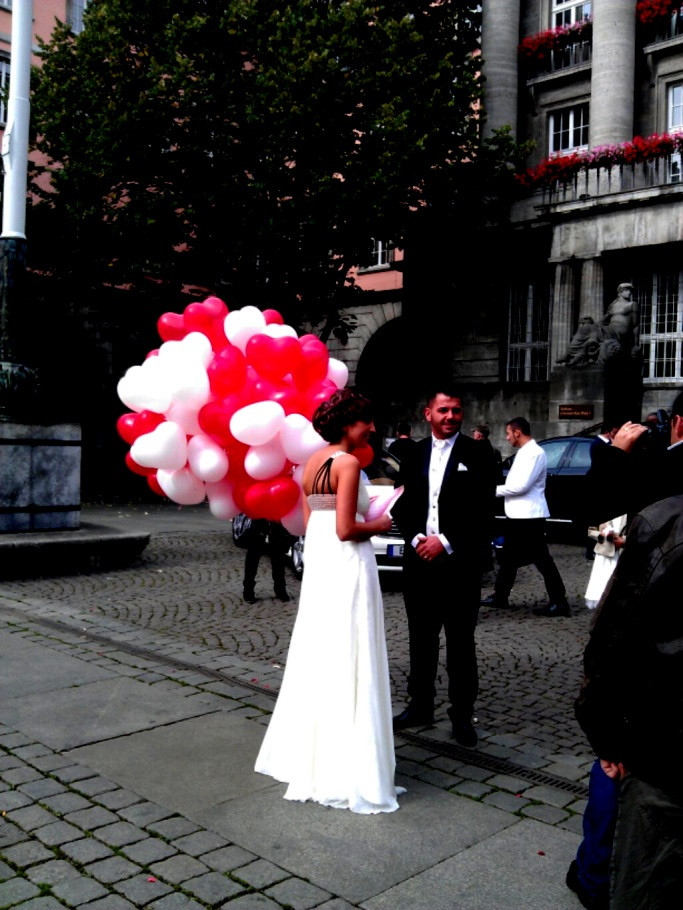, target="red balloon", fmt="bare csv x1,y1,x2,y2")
157,311,186,342
302,380,336,419
136,410,165,436
353,444,374,469
246,333,304,382
298,333,319,345
207,346,248,398
198,400,237,447
125,452,156,476
145,349,159,359
184,302,214,334
201,296,229,319
147,474,166,497
116,413,139,445
263,308,284,325
232,477,252,513
293,340,330,390
244,476,300,520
